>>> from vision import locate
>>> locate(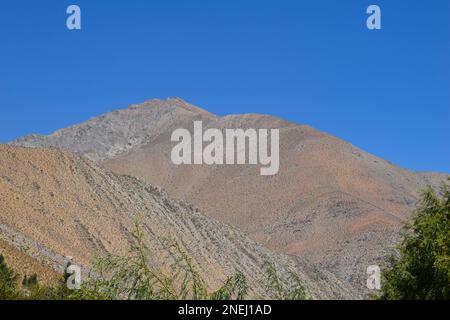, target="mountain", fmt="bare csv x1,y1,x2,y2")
12,97,449,297
0,144,352,299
